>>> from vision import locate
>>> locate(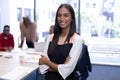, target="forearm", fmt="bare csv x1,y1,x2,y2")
45,60,58,72
39,55,58,72
47,68,55,72
31,24,36,42
0,47,4,51
19,40,24,47
20,31,24,47
47,56,70,72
